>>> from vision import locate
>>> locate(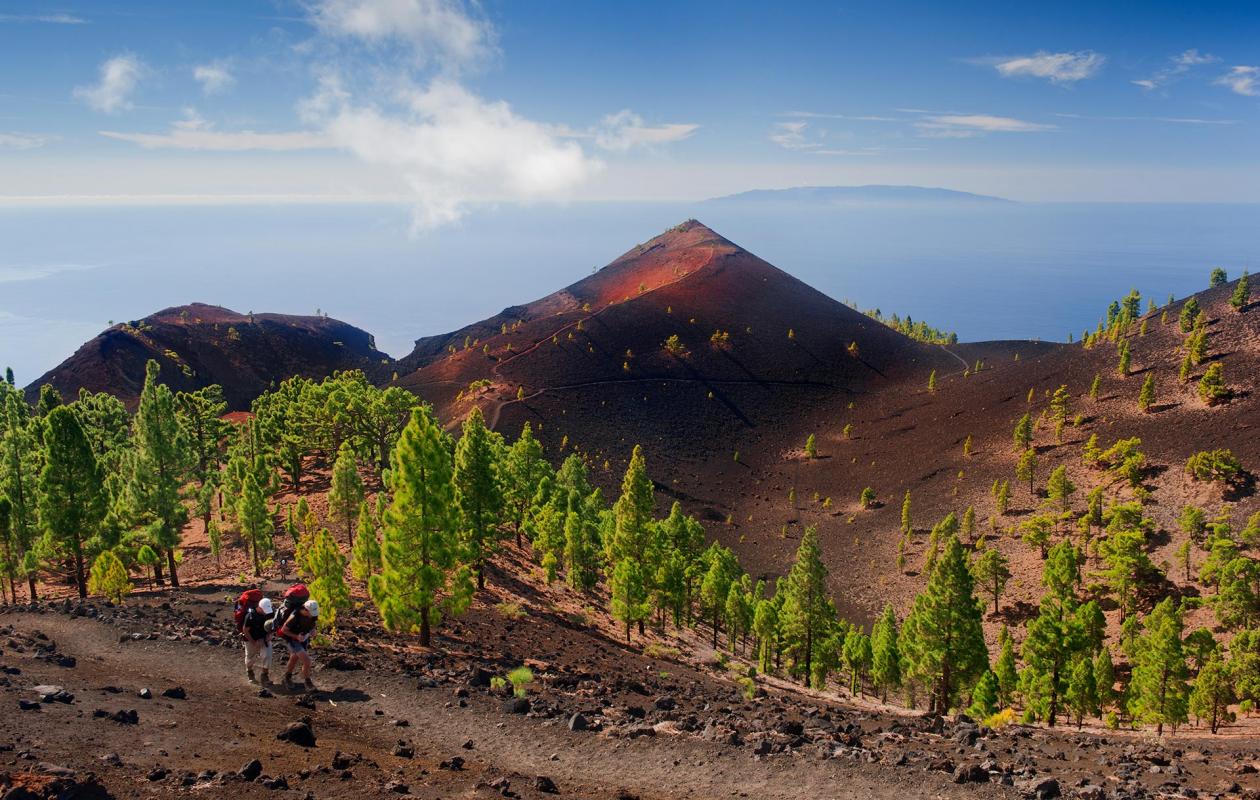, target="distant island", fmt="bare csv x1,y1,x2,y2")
704,184,1014,206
